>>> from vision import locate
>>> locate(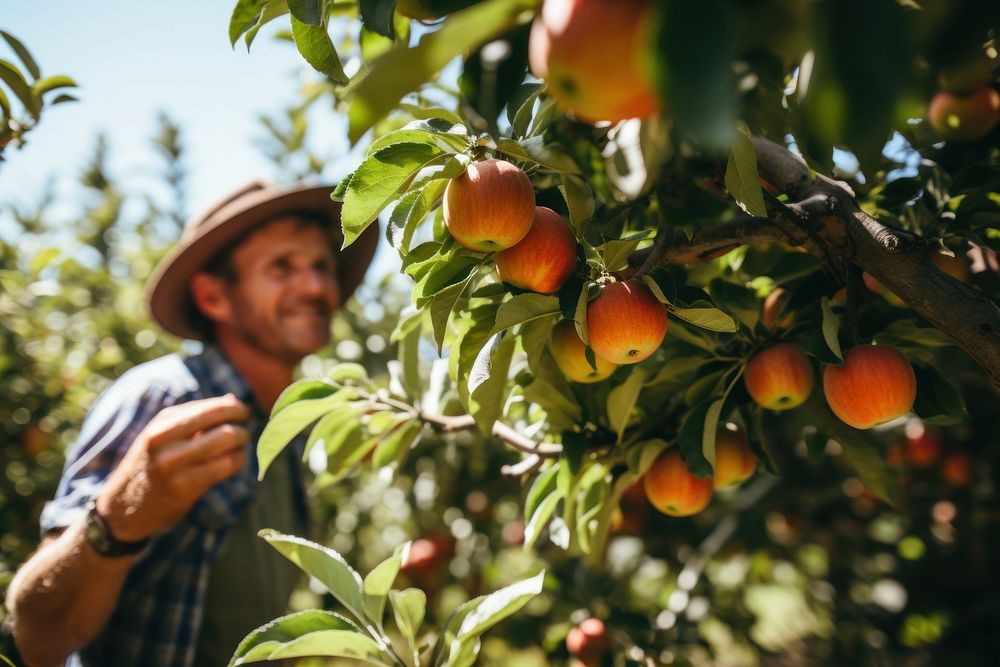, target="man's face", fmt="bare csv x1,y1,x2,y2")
215,216,341,364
